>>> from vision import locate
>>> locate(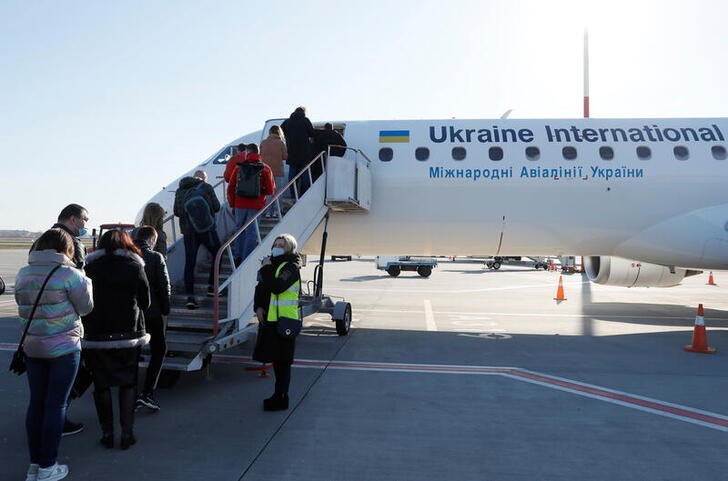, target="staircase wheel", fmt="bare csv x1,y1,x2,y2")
334,302,352,336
